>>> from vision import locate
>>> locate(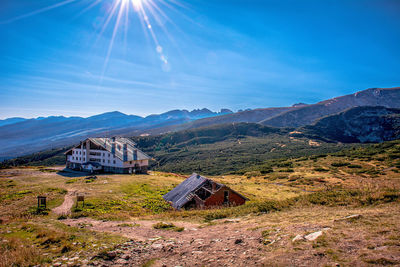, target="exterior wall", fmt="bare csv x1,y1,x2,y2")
66,139,150,174
68,148,85,163
123,159,148,168
204,186,246,207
